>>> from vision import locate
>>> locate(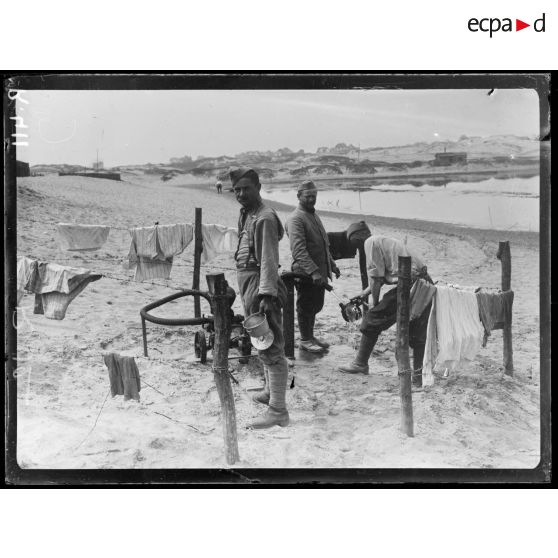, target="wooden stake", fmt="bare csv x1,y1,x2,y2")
282,274,296,360
206,272,239,465
396,256,414,437
193,208,202,318
497,241,514,375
